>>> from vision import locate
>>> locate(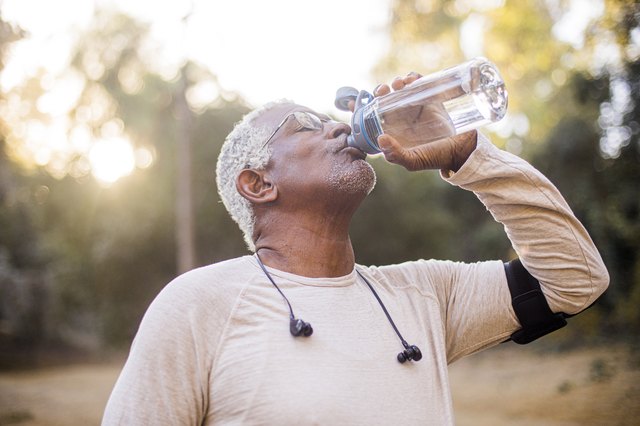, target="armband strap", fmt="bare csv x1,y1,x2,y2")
504,259,567,344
